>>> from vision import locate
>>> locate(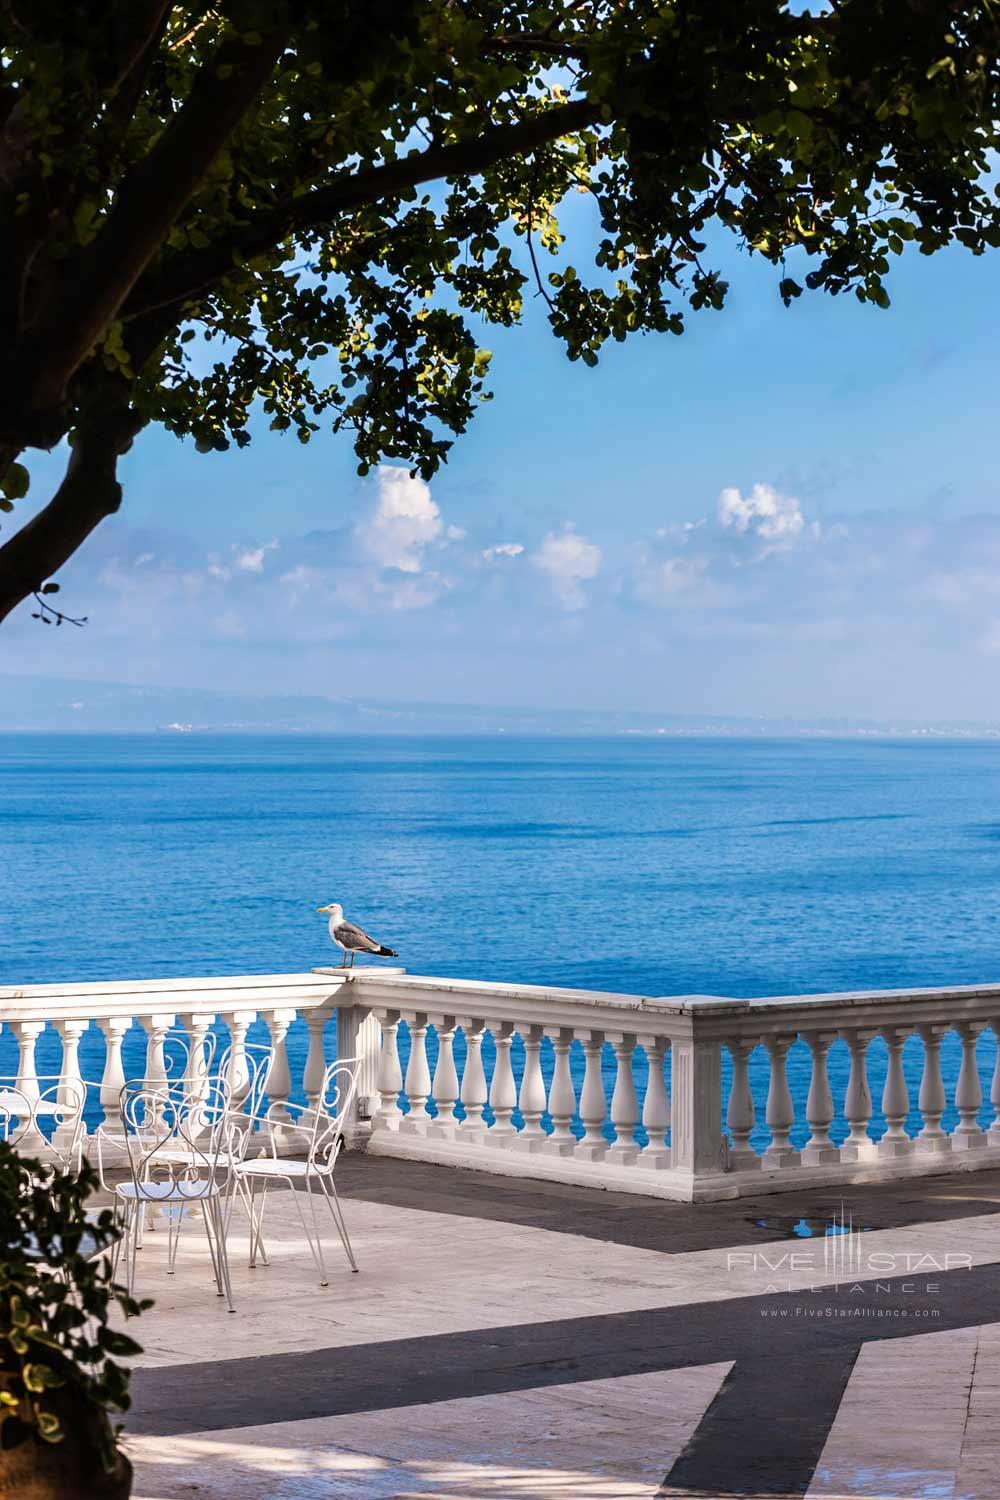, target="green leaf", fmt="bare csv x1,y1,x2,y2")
2,463,29,501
